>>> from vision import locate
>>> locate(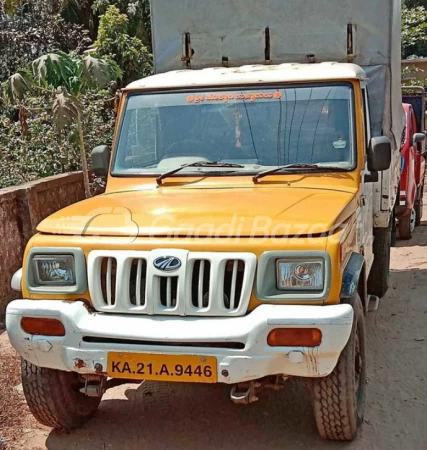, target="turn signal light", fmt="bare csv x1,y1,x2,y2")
21,317,66,337
267,328,322,347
